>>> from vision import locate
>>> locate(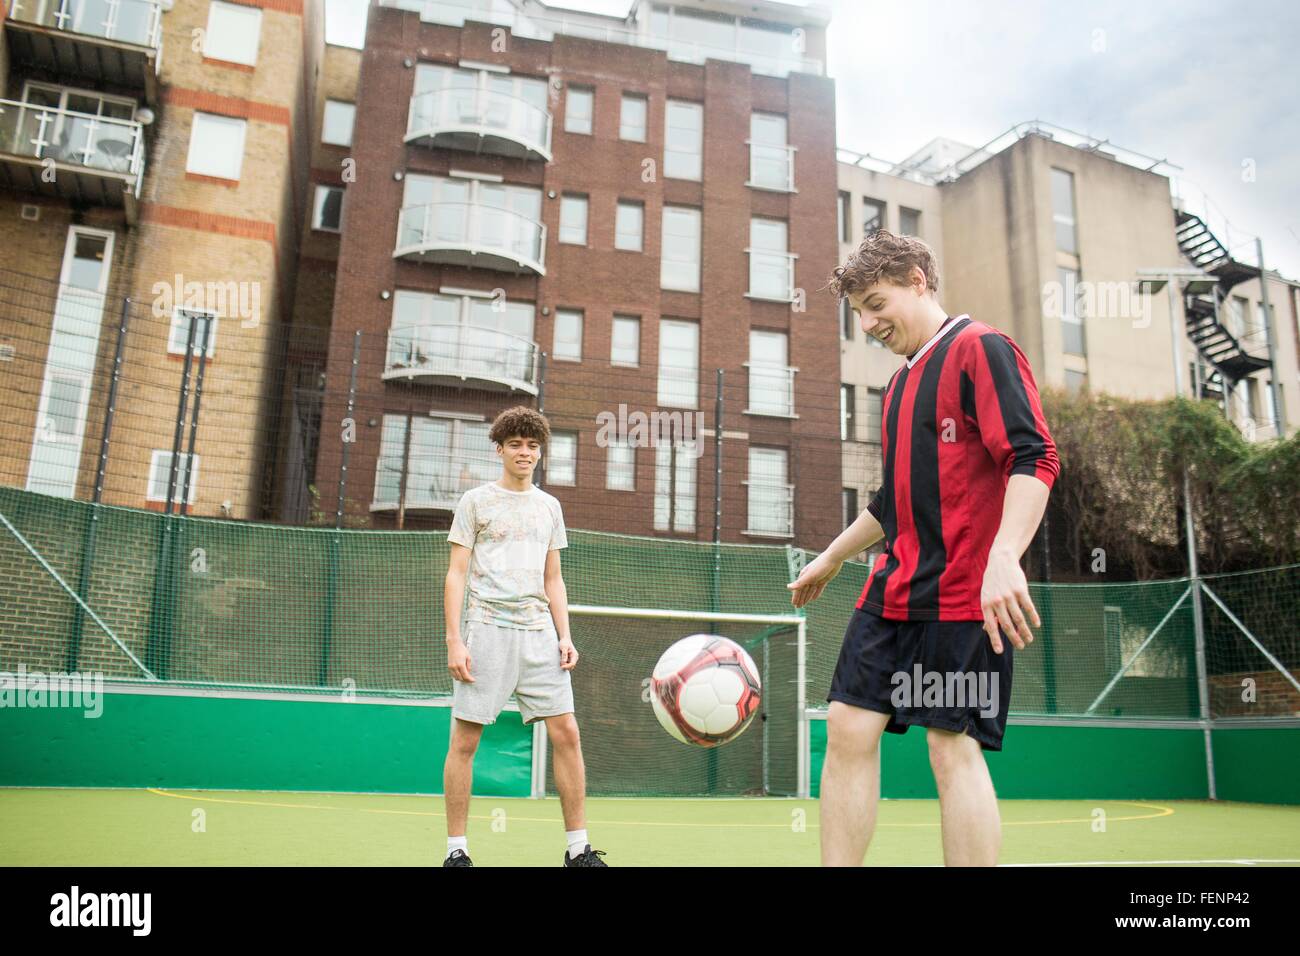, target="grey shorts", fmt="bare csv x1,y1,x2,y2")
452,619,574,725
